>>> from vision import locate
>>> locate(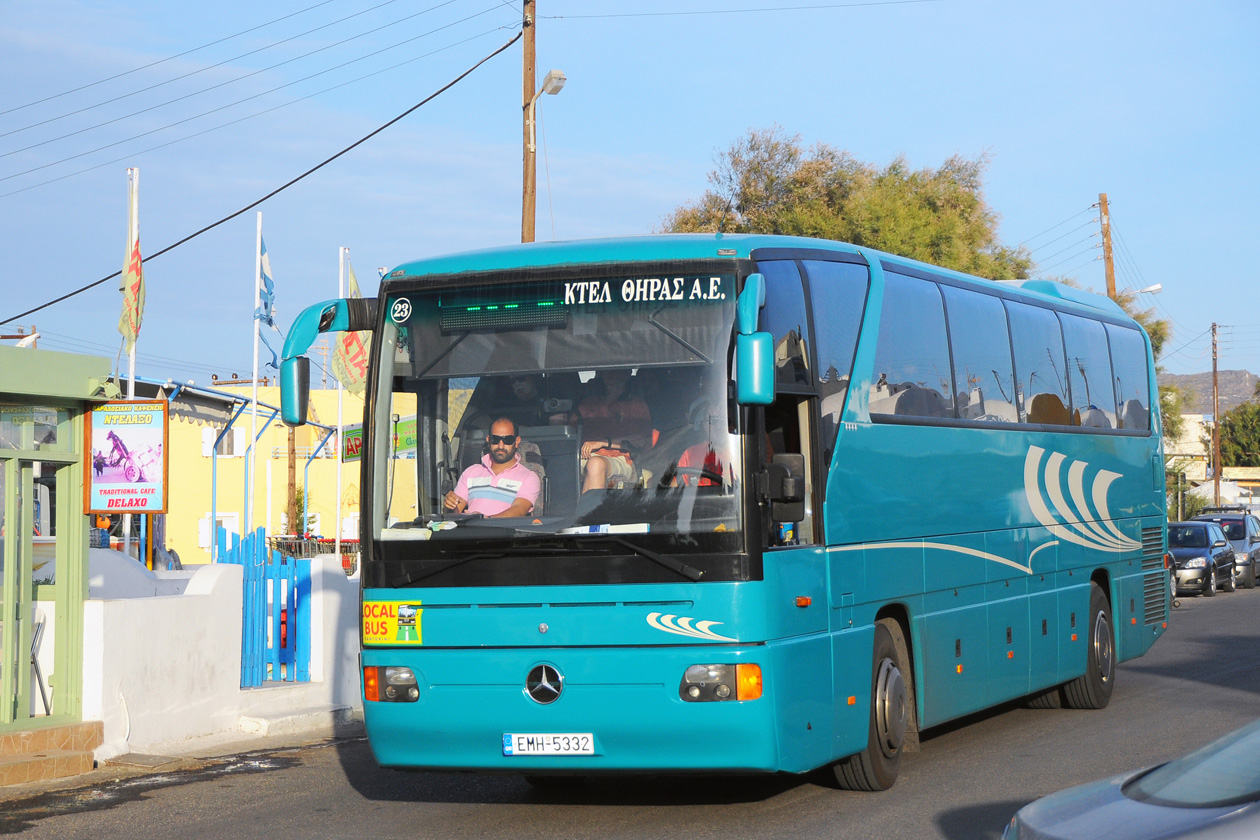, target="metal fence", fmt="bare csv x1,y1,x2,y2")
217,527,311,687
